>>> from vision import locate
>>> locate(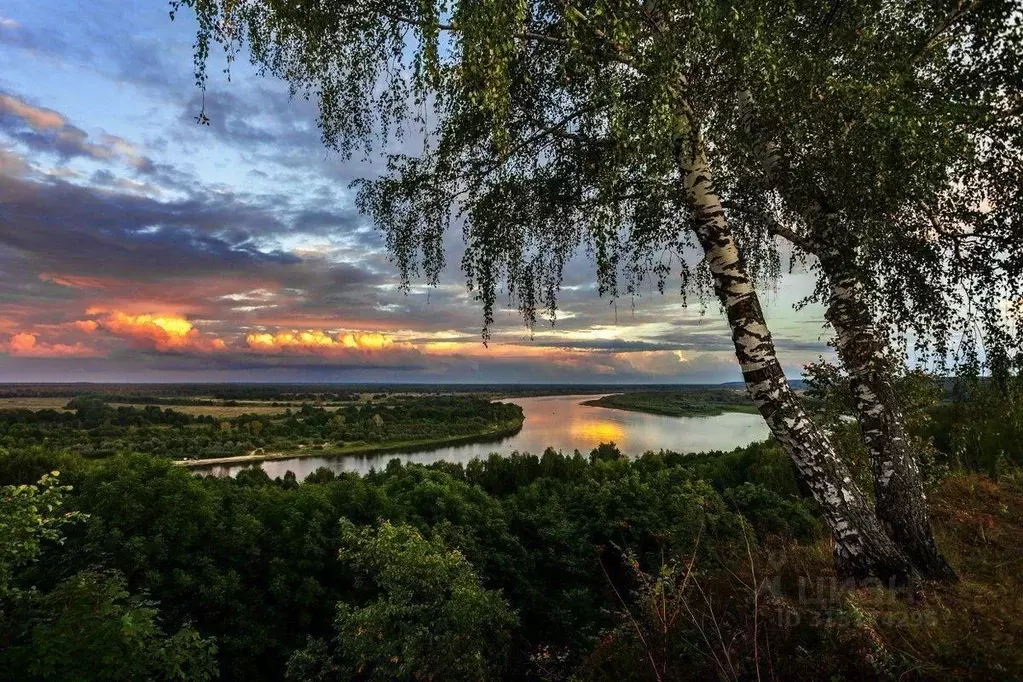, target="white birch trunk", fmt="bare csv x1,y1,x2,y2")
738,90,954,580
679,142,915,583
821,250,957,580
